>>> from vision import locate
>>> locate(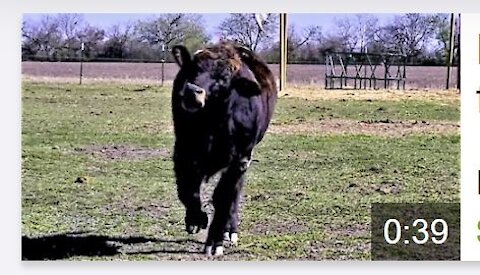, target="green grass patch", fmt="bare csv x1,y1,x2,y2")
21,81,459,260
273,97,459,124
